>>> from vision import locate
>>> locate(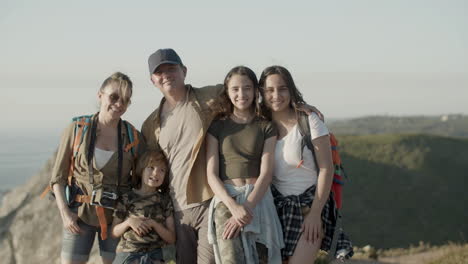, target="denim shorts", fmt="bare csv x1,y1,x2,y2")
113,248,164,264
61,219,120,262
